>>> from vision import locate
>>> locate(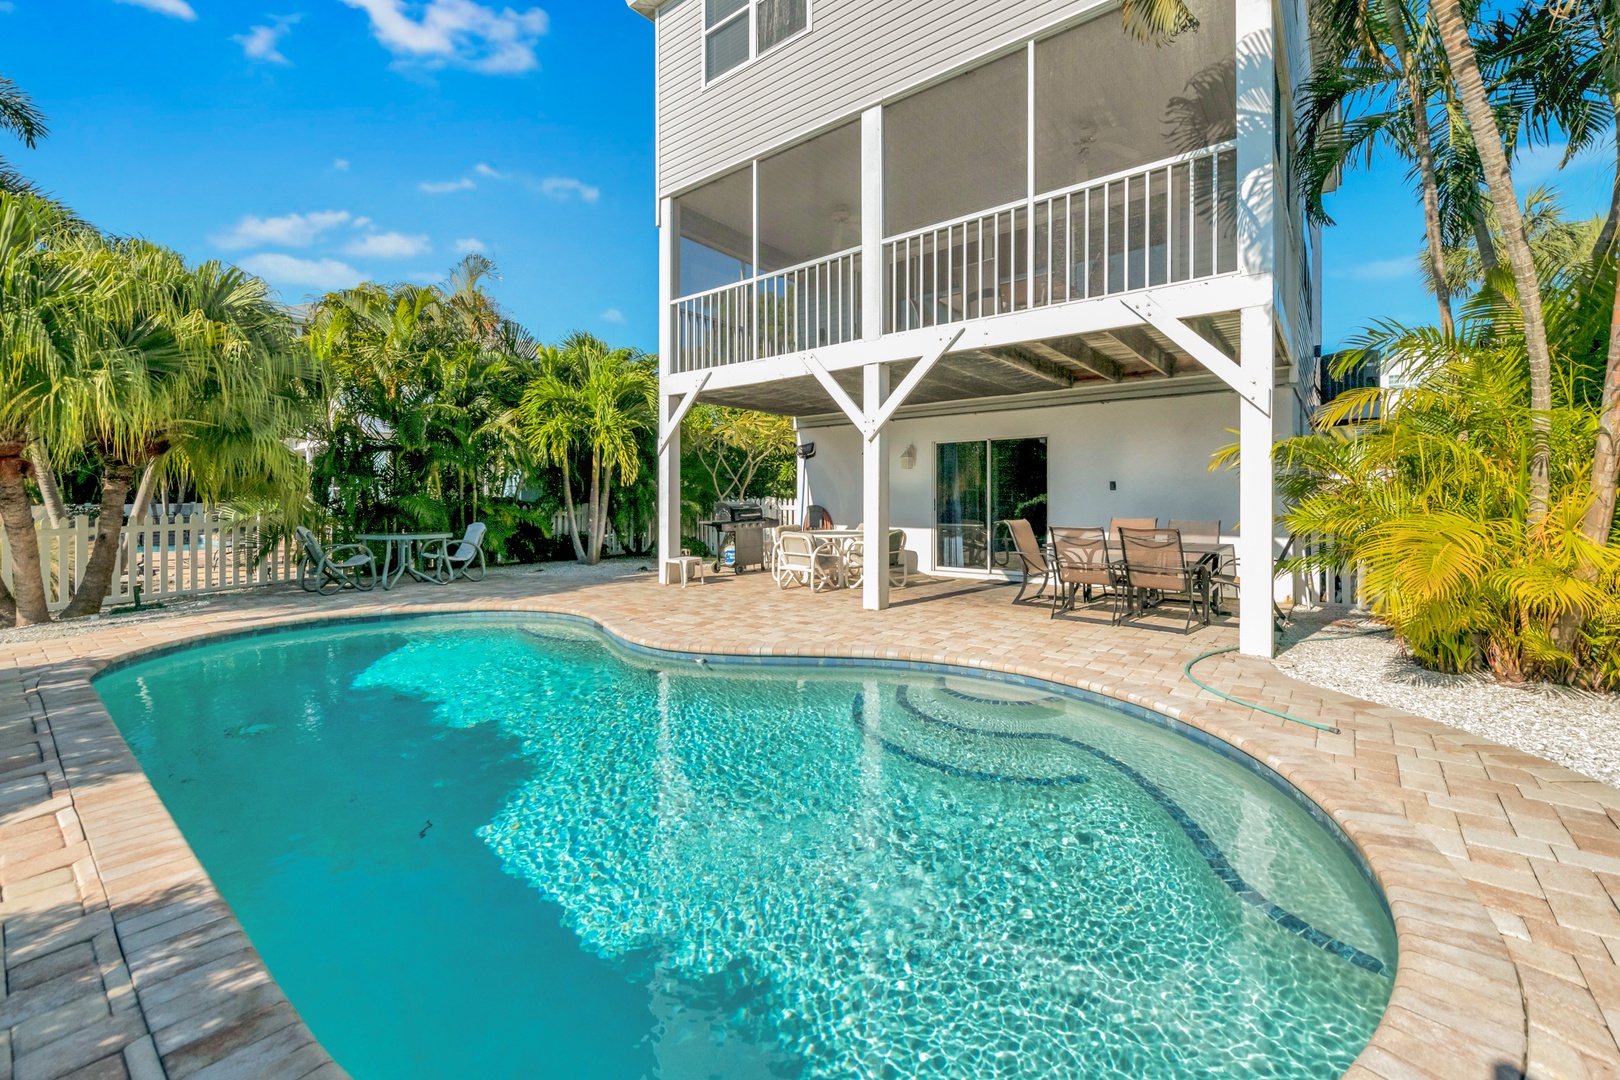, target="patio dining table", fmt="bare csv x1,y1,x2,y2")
1179,540,1237,614
357,532,453,590
805,528,863,589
